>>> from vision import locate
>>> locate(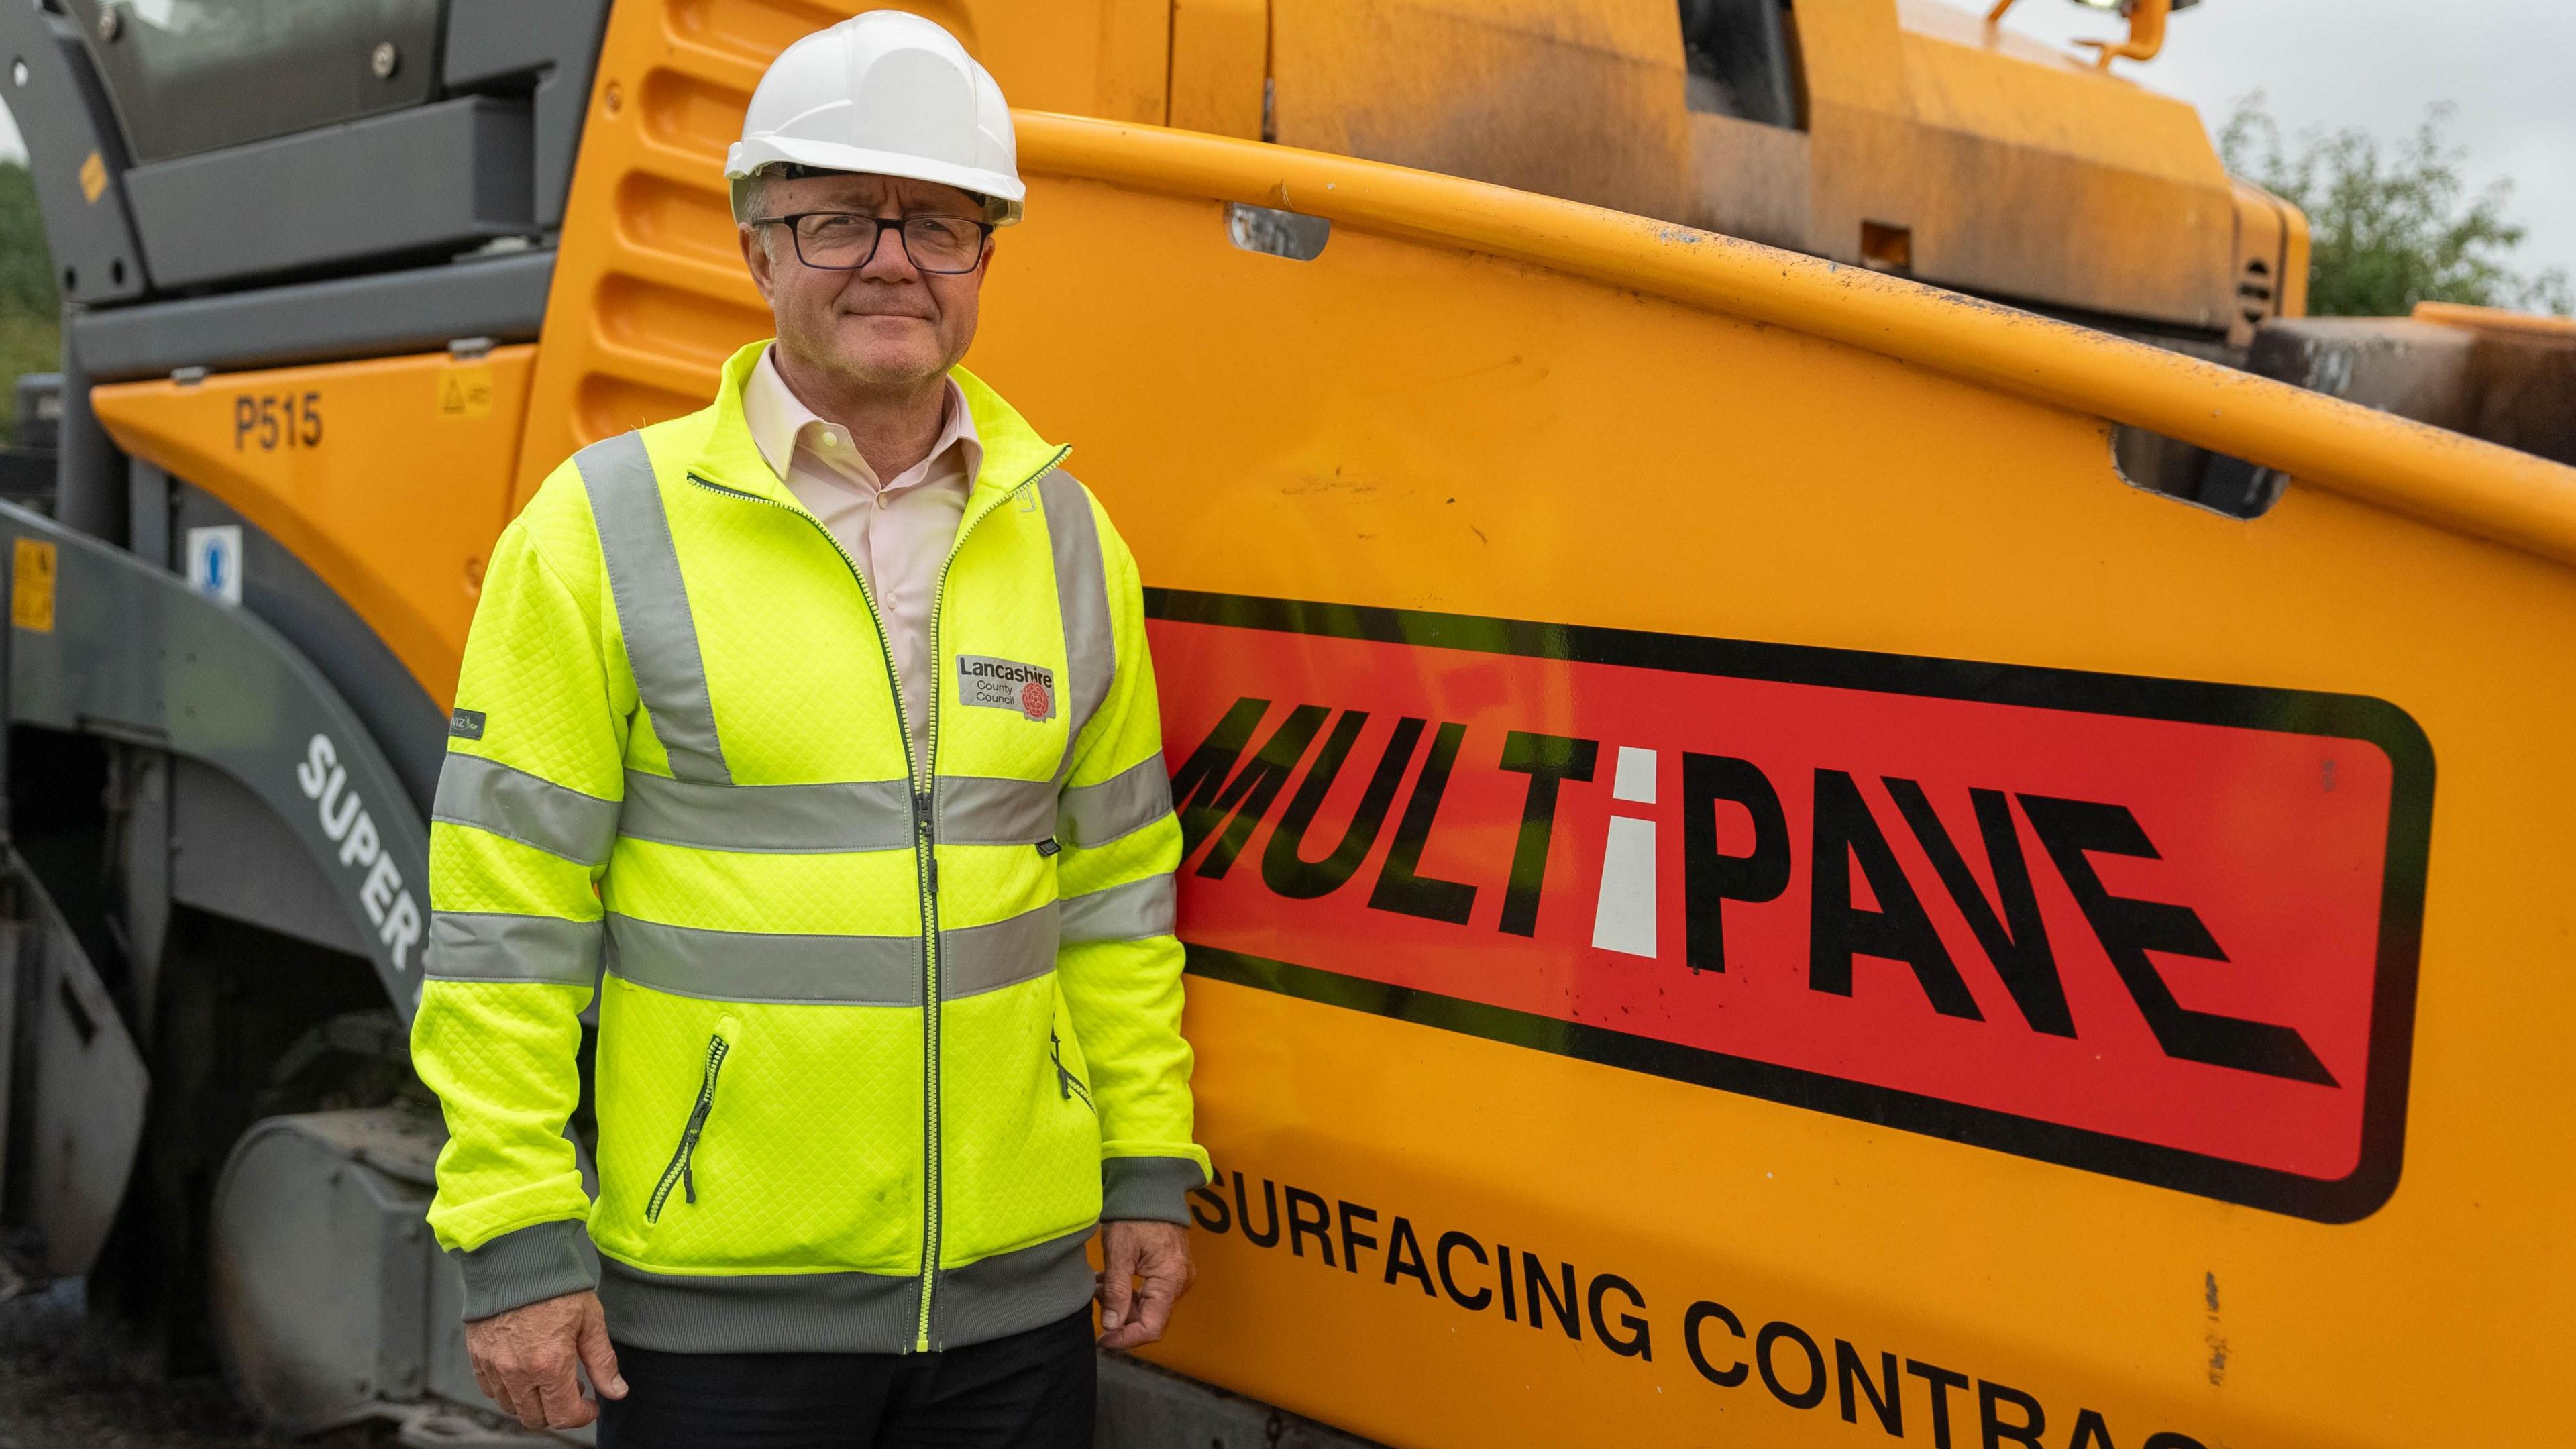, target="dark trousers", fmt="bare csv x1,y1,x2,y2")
595,1309,1095,1449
